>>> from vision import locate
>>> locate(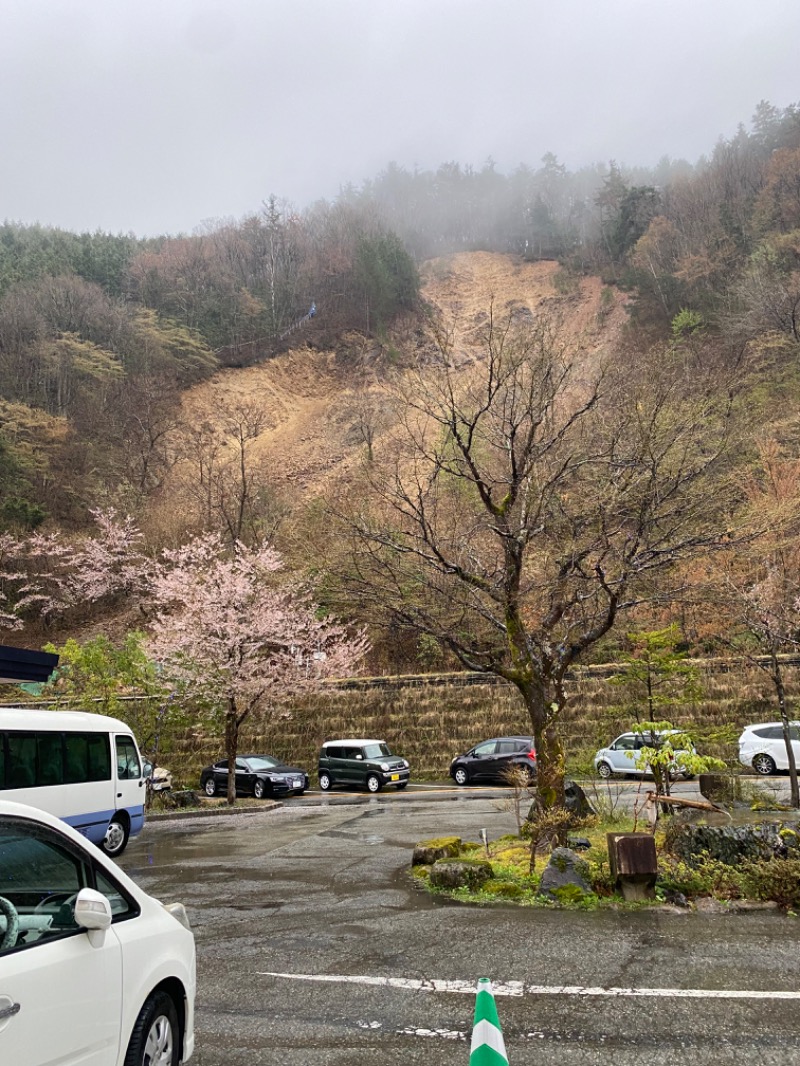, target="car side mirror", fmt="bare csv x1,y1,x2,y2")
75,888,113,932
355,754,363,760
